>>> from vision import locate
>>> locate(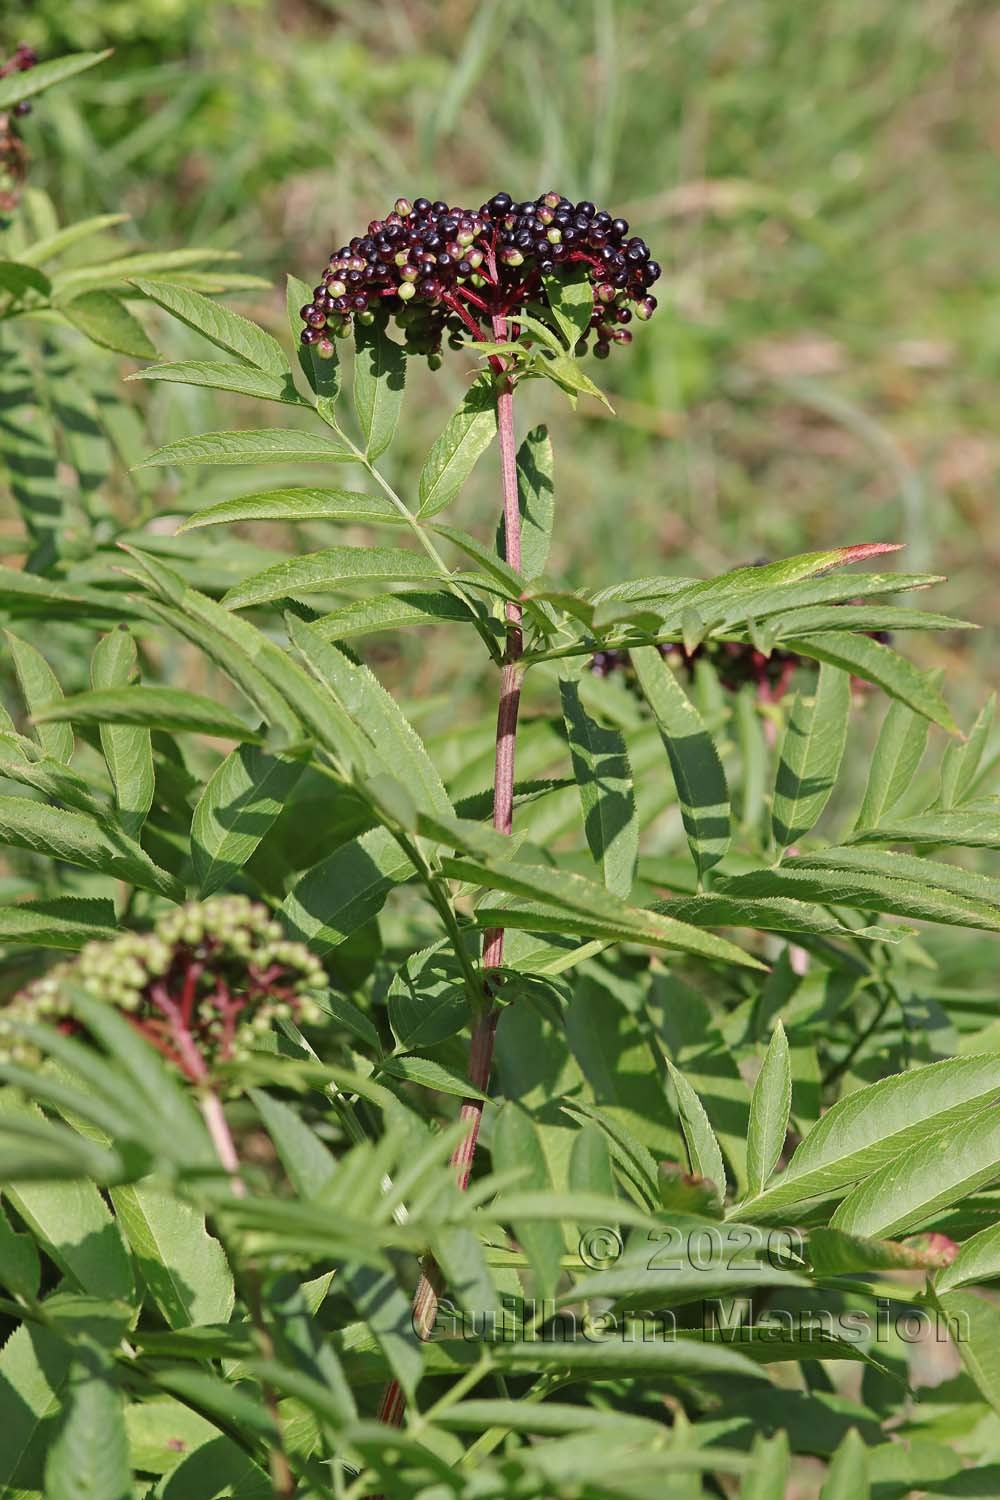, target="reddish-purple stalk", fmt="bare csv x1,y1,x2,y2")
377,297,524,1432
